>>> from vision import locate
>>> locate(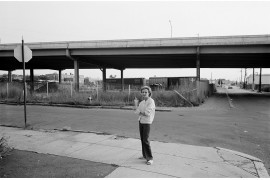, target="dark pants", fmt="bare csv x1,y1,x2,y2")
139,122,153,160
